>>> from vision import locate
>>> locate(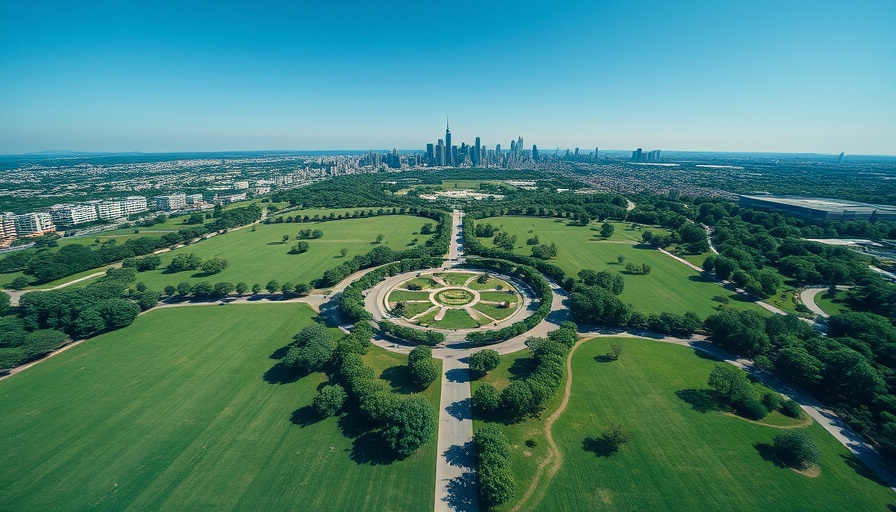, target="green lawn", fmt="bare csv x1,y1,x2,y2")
523,337,895,511
815,290,850,316
388,290,433,302
435,271,475,286
0,304,438,511
467,275,512,291
472,302,518,321
127,214,433,291
479,290,519,302
478,216,765,318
